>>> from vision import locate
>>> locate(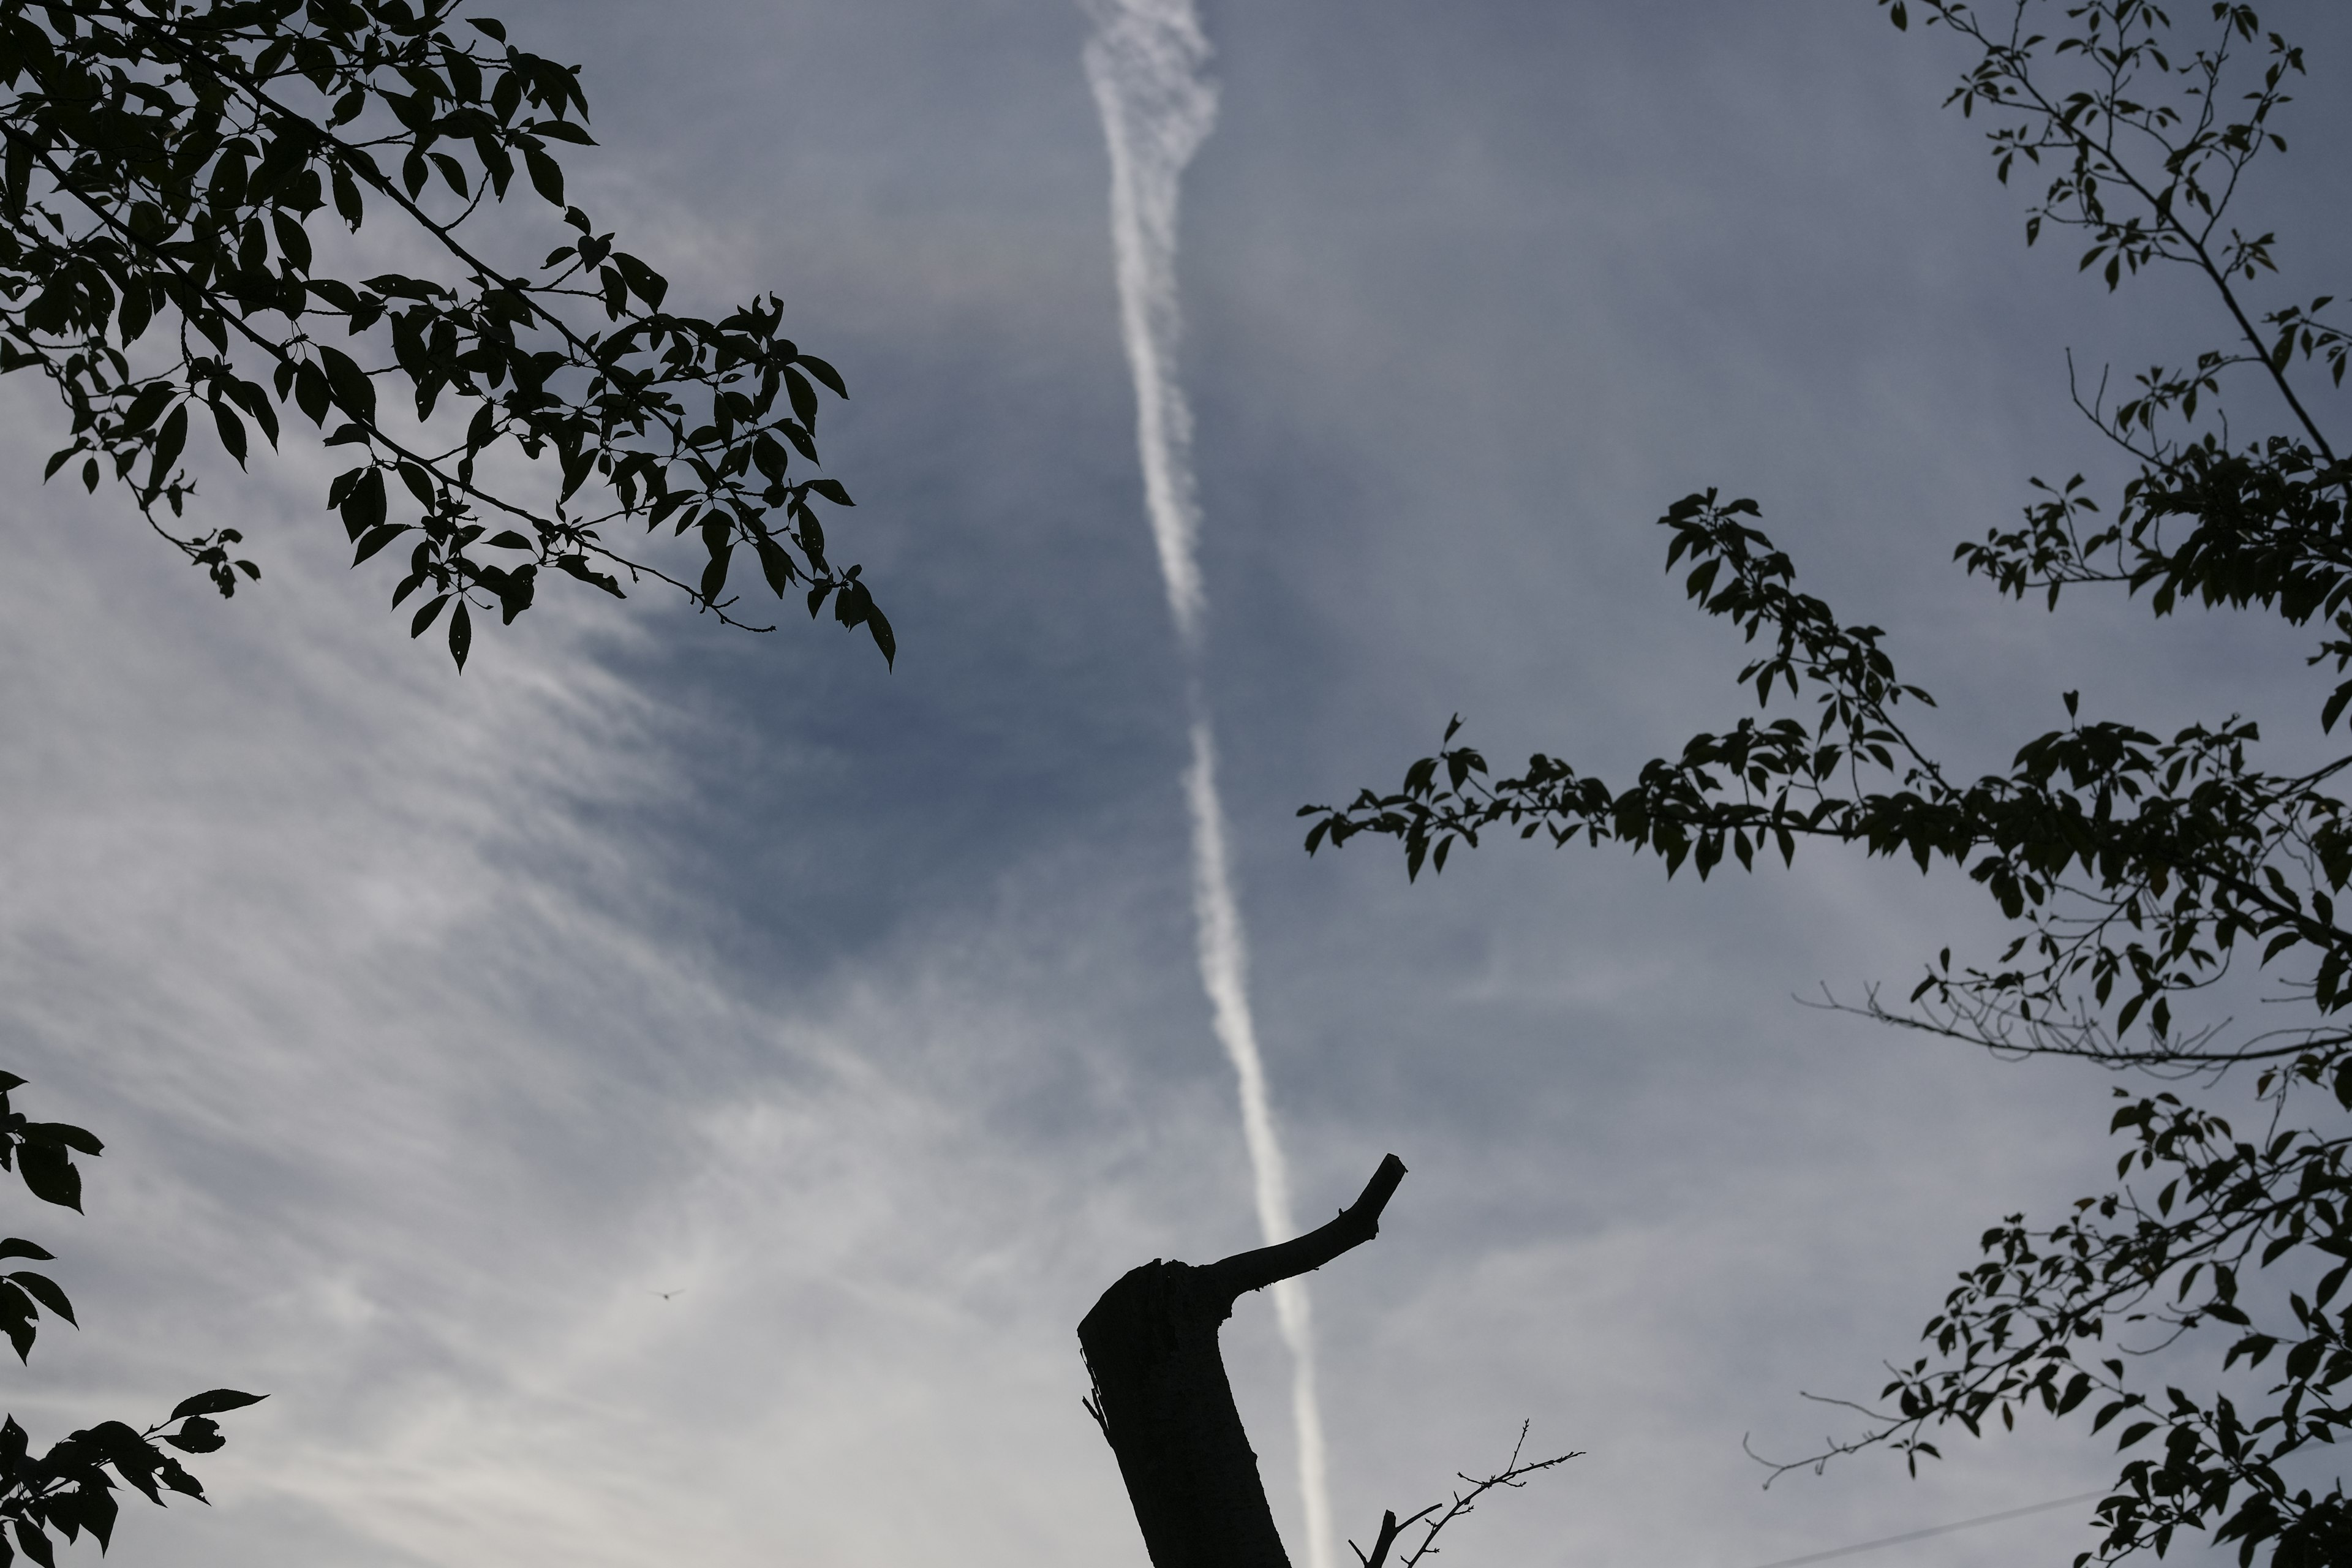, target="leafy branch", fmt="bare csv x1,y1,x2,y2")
0,0,891,669
1305,492,2352,1078
1305,4,2352,1562
0,1073,262,1566
1751,1077,2352,1566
